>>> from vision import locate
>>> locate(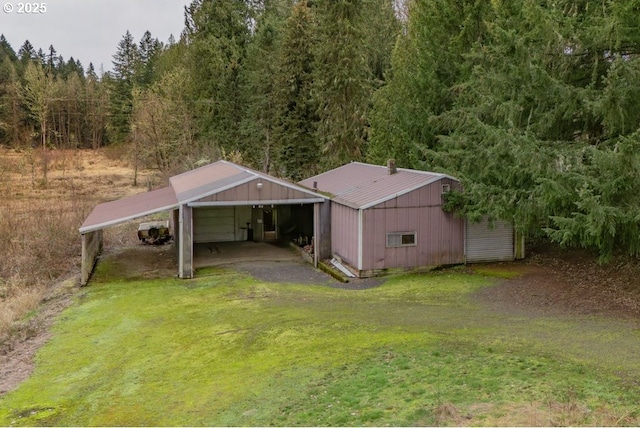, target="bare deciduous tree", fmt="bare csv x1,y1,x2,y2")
21,61,54,186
